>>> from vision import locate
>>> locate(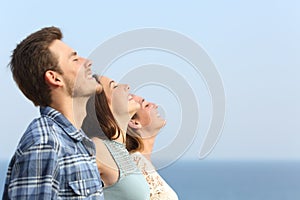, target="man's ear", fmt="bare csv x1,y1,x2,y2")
45,70,63,87
128,119,142,129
